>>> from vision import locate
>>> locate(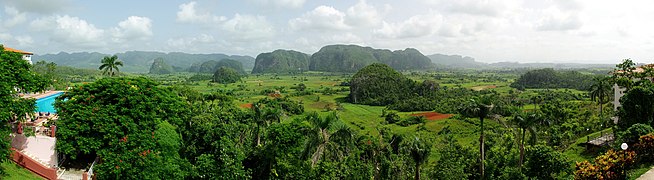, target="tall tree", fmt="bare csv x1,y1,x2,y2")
55,77,189,179
617,83,654,130
408,136,431,180
99,55,123,76
511,112,540,167
589,77,611,118
613,58,637,90
0,46,46,174
459,95,495,179
301,112,353,167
